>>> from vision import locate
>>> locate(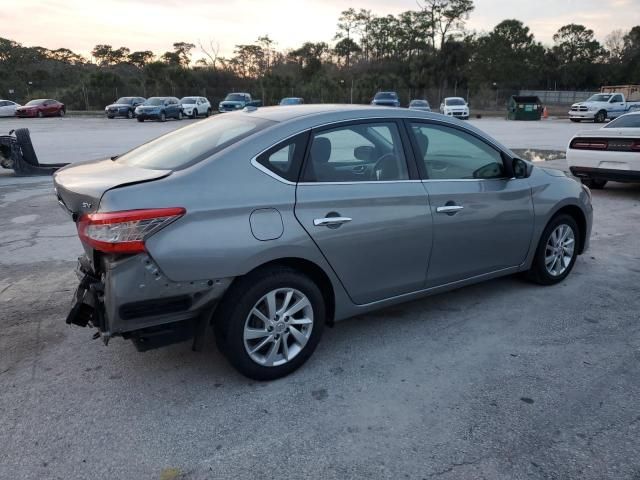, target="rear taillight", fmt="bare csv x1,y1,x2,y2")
632,140,640,151
77,208,185,254
570,138,608,150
